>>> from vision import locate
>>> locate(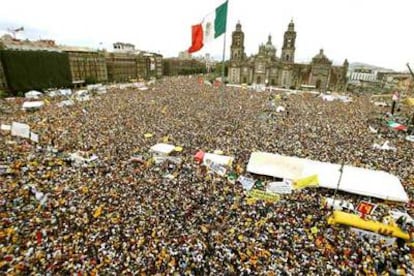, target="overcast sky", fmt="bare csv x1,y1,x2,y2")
1,0,413,71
